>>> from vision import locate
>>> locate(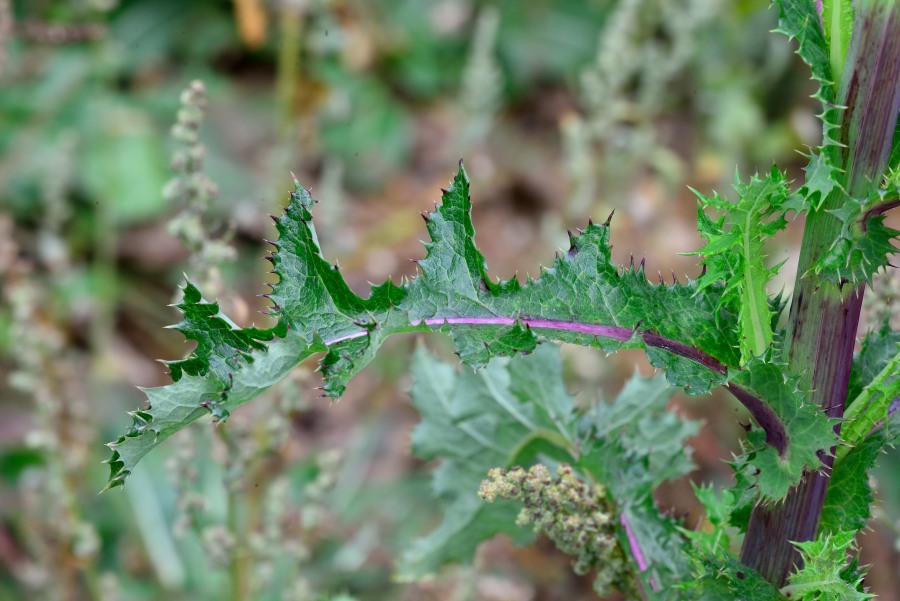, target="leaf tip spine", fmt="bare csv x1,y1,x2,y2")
604,210,615,226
